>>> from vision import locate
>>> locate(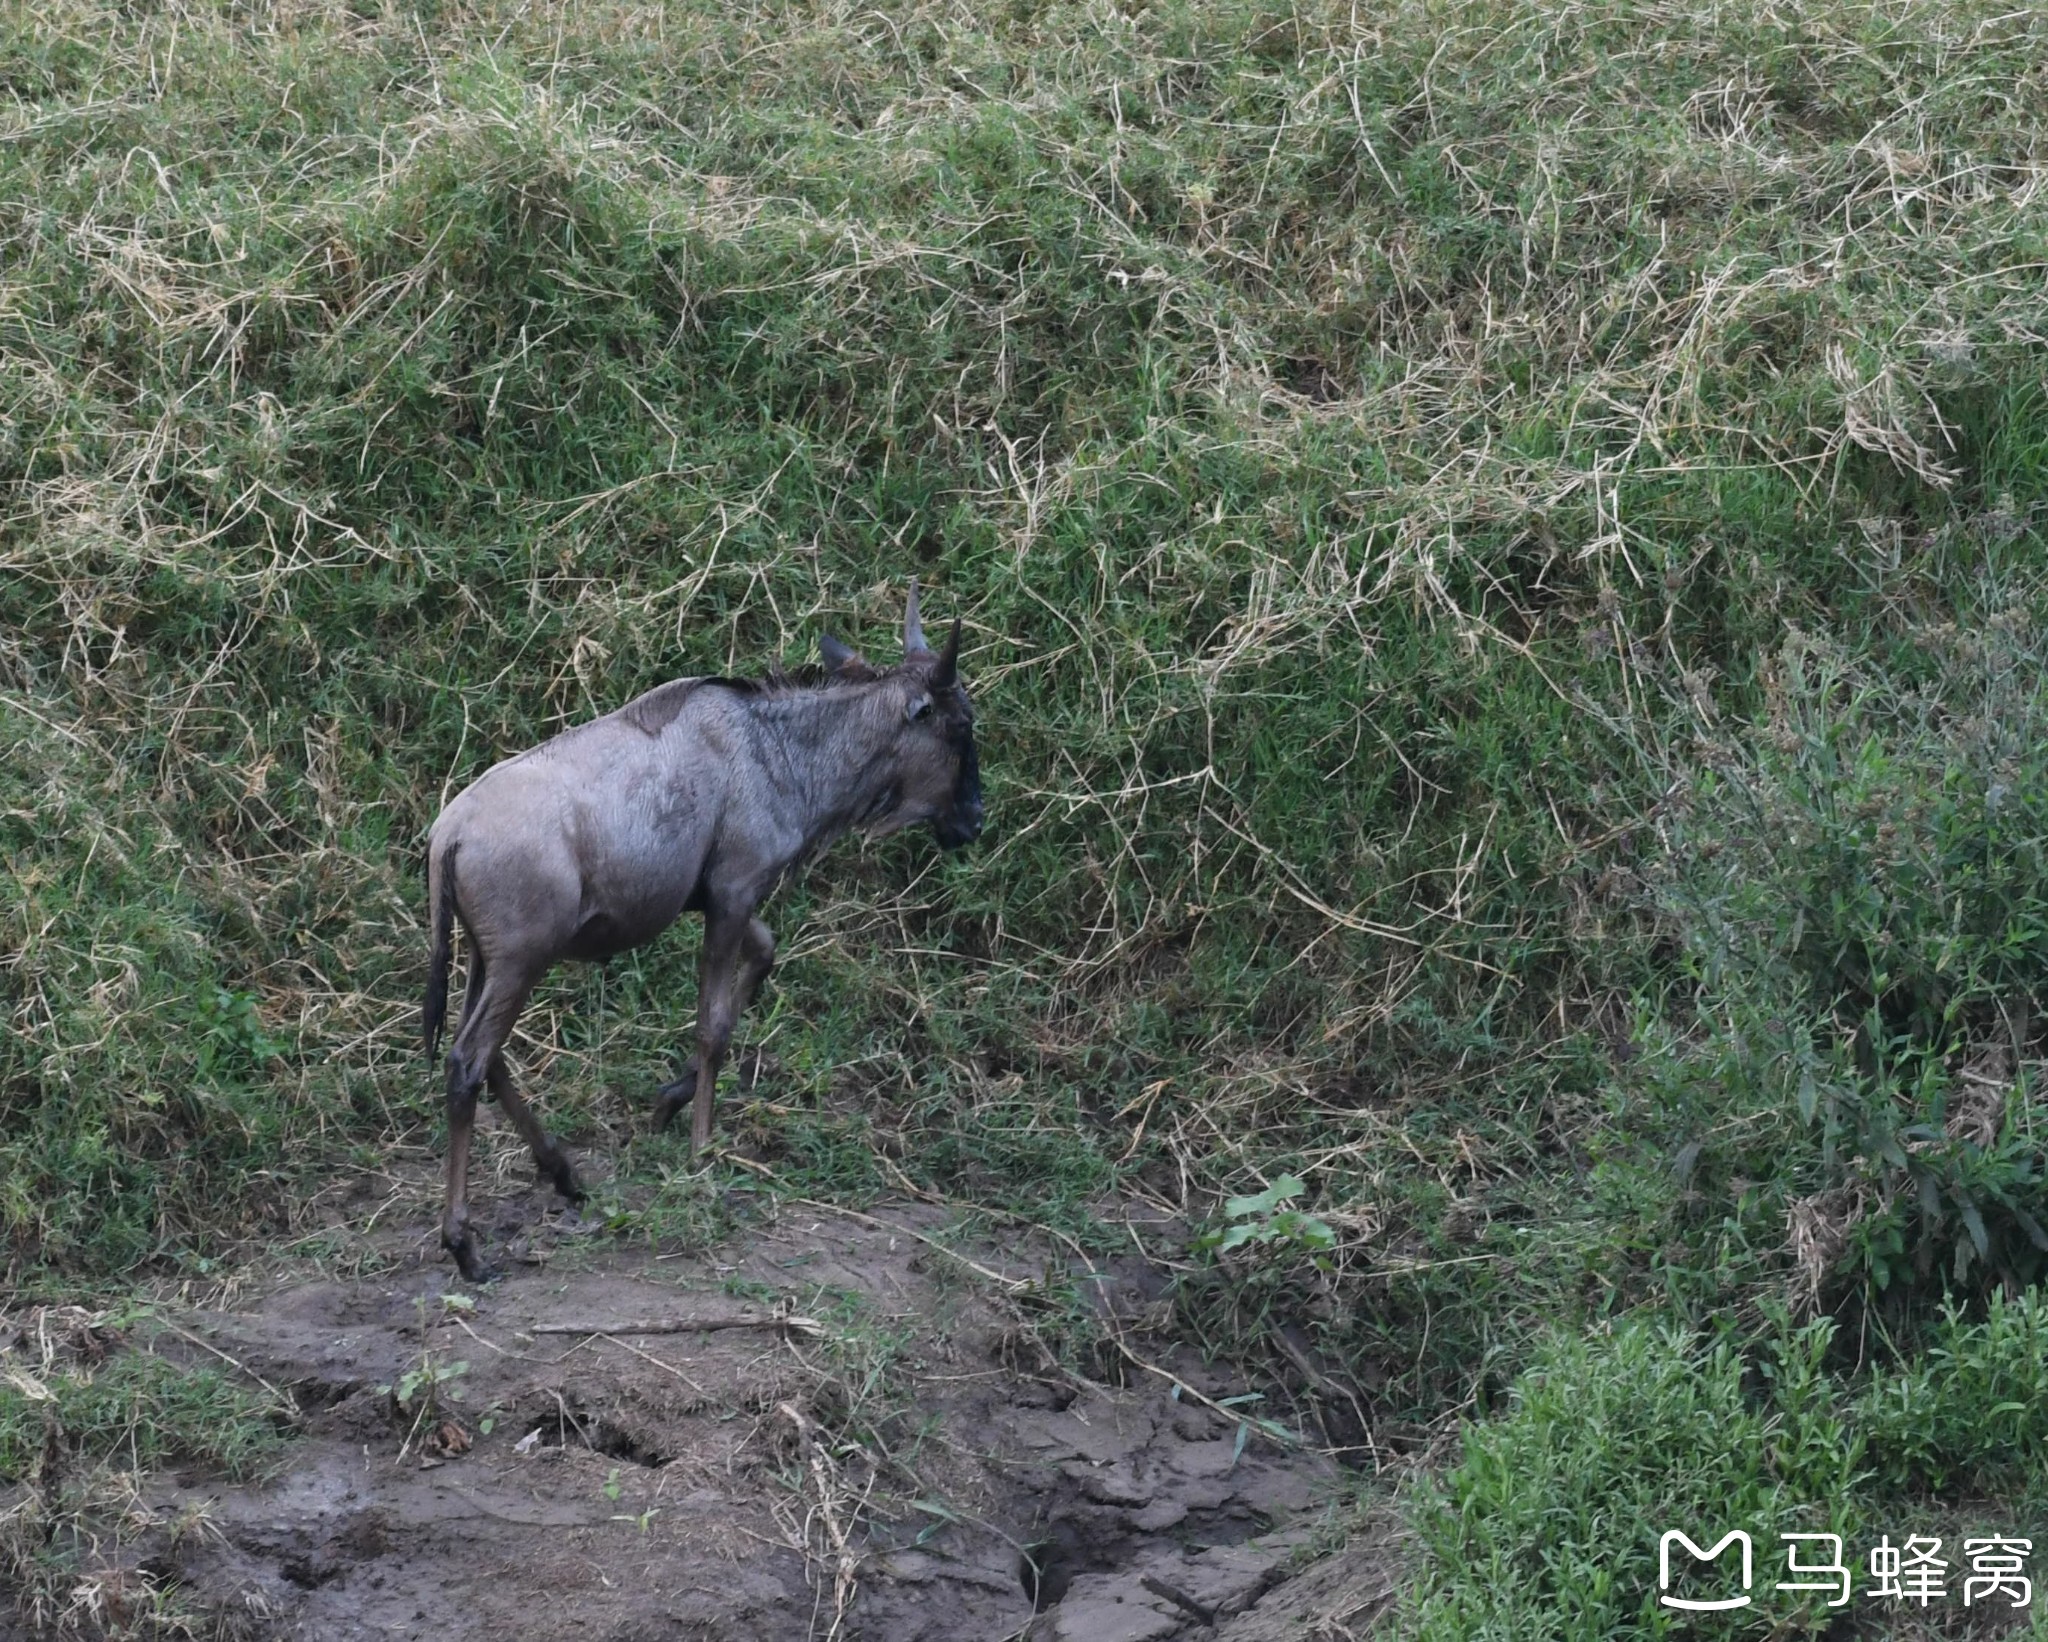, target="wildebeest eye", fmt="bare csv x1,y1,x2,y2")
906,693,933,722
